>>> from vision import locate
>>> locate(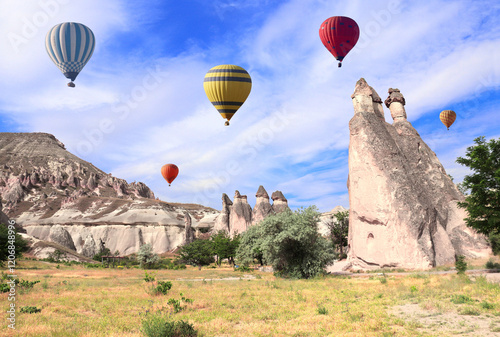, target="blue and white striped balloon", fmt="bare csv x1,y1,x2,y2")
45,22,95,86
